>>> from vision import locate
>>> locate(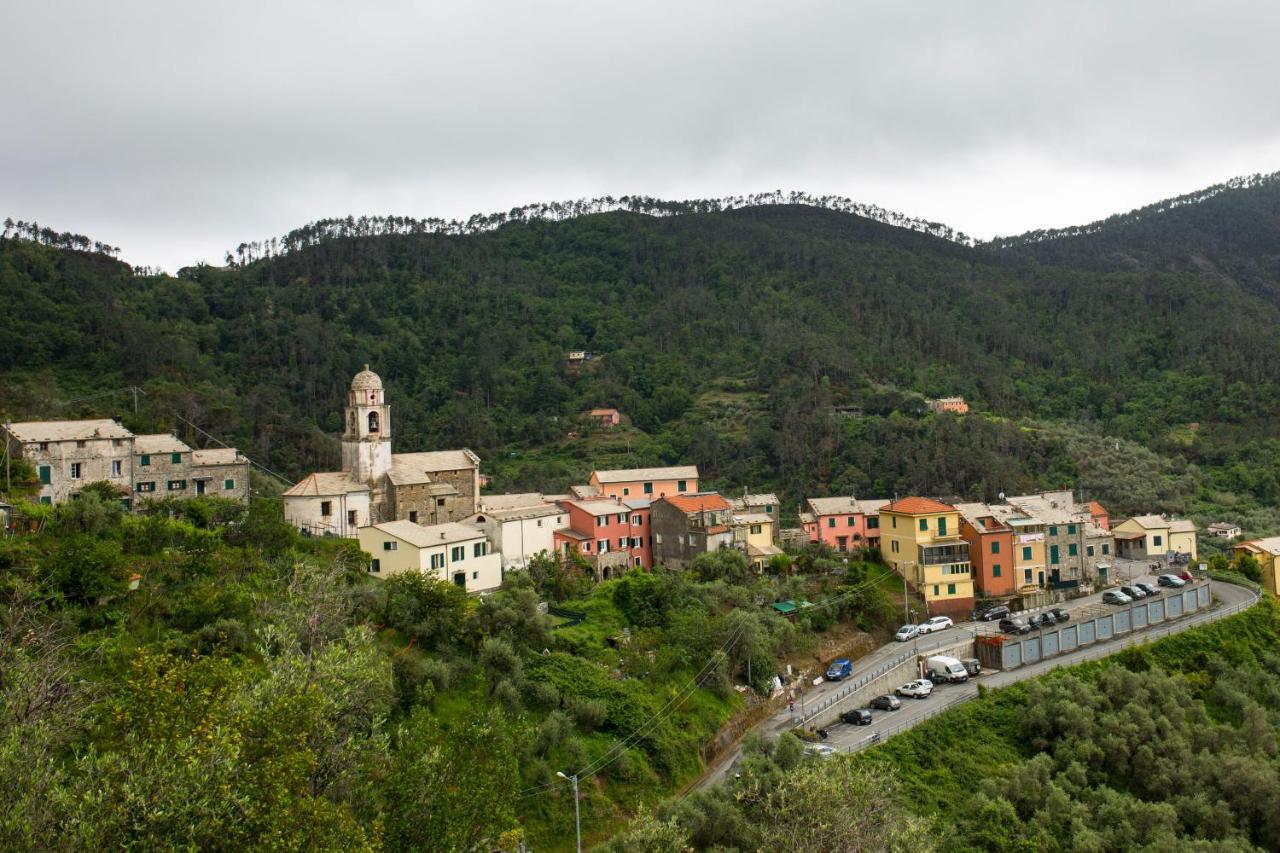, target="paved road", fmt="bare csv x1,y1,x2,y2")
698,576,1253,788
